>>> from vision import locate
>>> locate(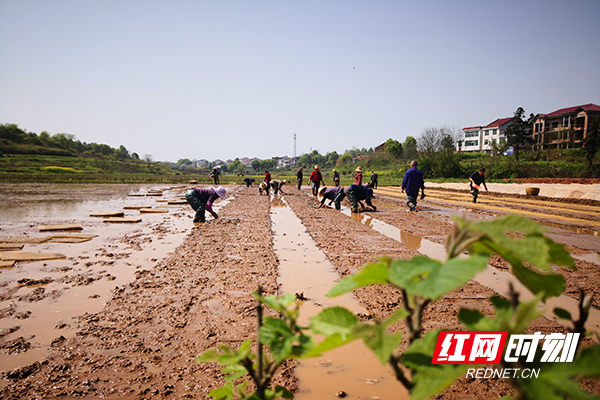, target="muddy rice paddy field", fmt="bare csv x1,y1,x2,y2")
0,182,599,399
